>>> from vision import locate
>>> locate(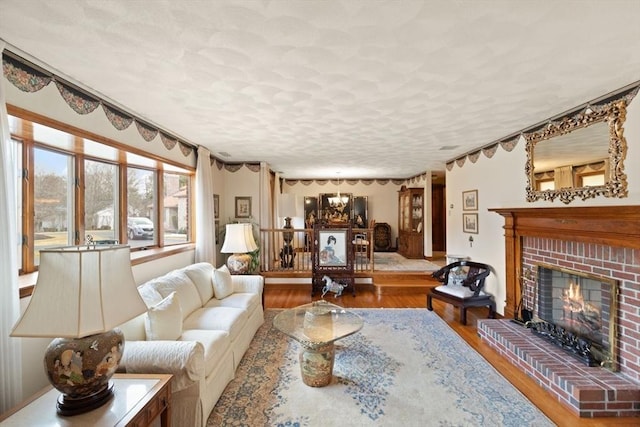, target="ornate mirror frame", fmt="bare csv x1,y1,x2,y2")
524,99,629,204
